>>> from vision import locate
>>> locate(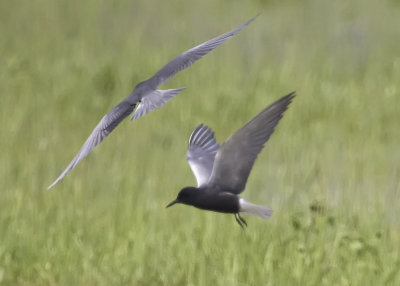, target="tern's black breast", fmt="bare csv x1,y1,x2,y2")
192,191,240,214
